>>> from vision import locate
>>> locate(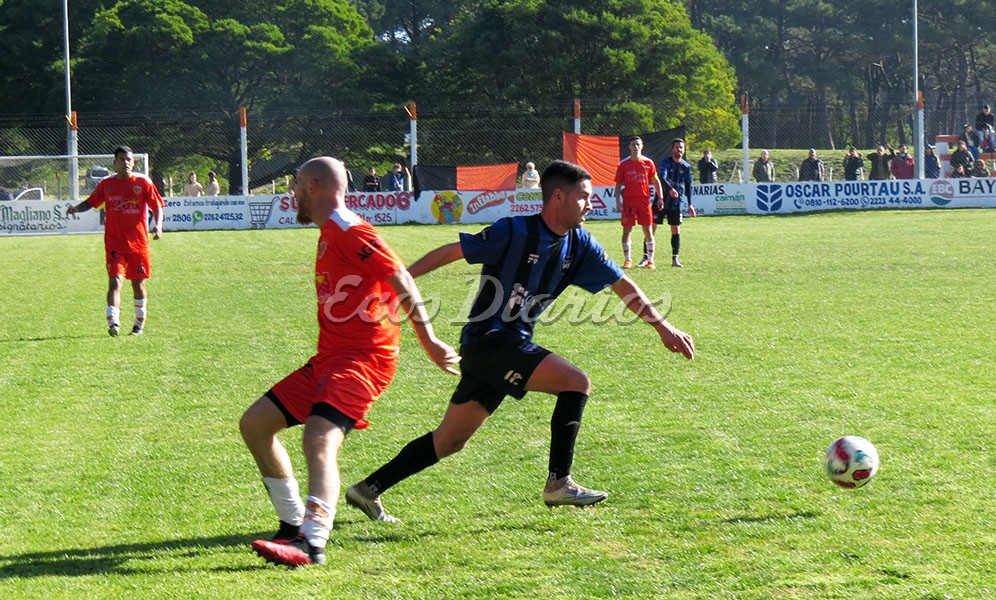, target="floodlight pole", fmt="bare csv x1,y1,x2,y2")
64,0,79,202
